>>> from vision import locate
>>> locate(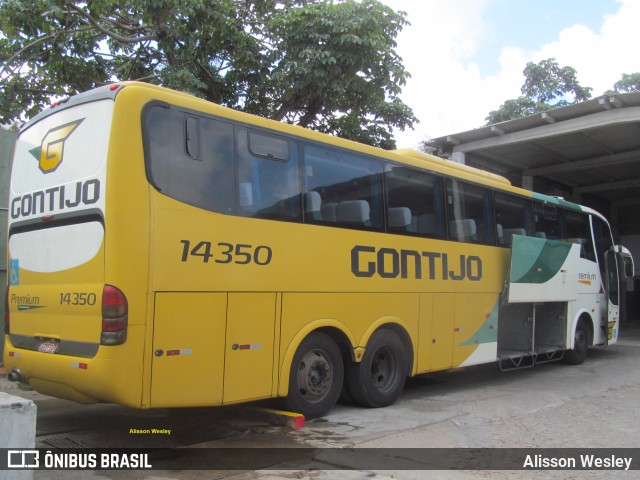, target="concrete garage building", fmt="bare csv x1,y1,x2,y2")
428,91,640,320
